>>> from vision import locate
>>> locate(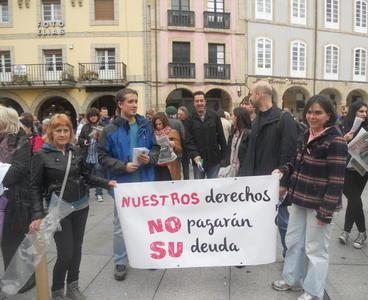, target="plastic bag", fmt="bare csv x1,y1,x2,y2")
0,193,74,295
